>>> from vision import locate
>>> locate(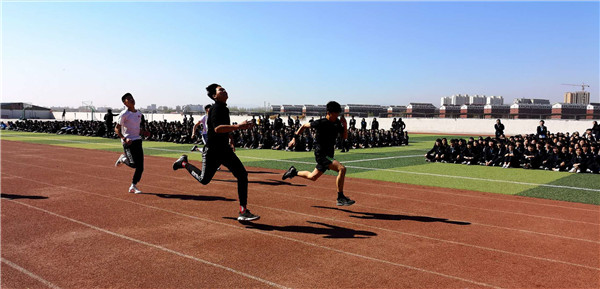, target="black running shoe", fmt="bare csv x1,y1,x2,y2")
282,166,297,180
237,209,260,221
173,155,188,171
190,145,198,152
336,196,355,206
